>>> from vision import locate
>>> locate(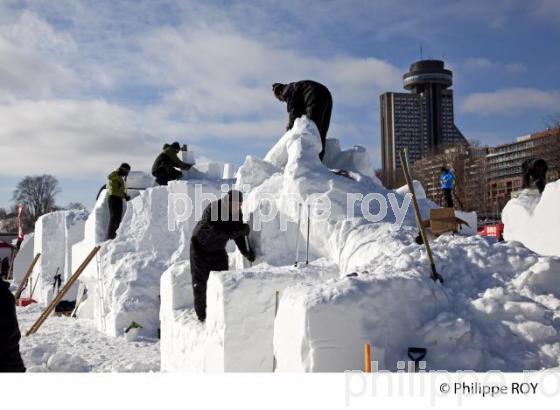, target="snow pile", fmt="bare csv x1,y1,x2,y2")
12,233,34,284
238,117,435,272
32,210,88,303
502,181,560,256
274,234,560,371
